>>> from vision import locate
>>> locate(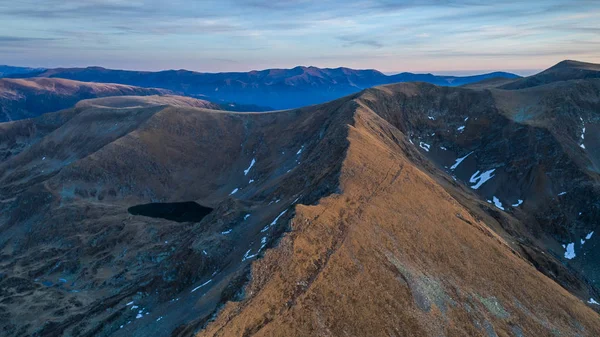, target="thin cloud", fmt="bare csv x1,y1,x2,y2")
0,0,597,72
